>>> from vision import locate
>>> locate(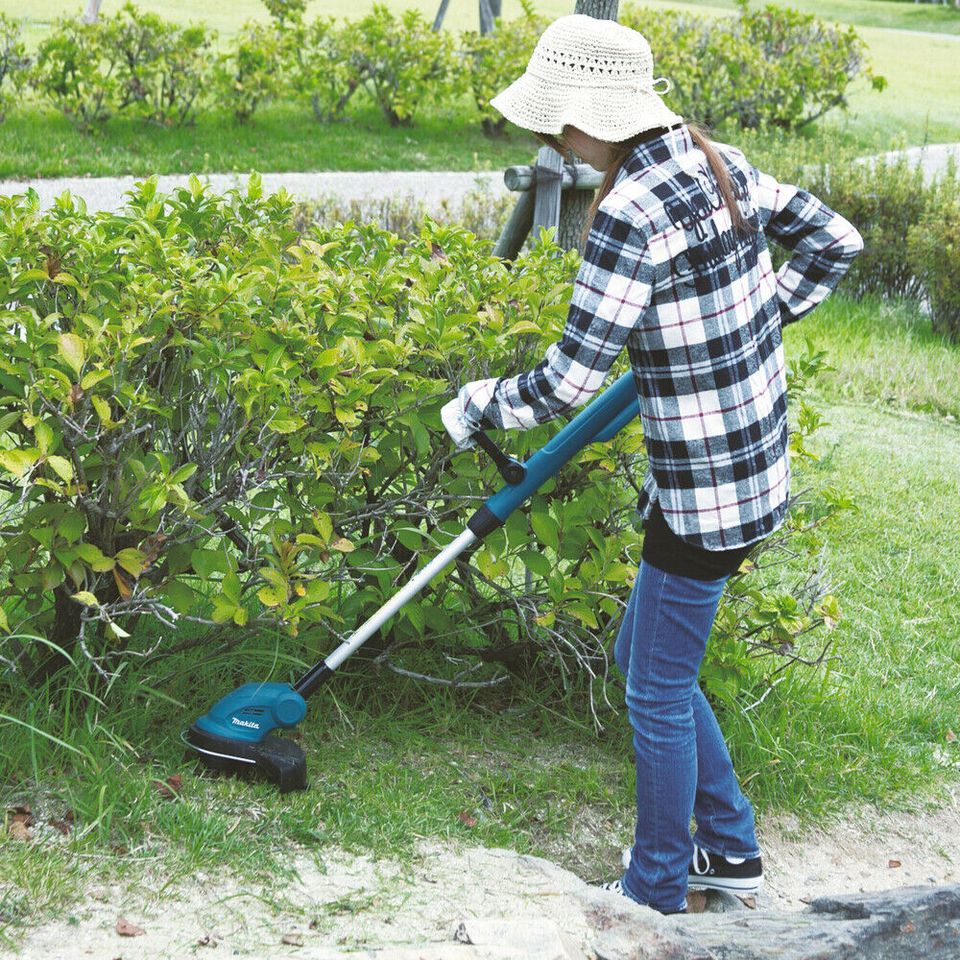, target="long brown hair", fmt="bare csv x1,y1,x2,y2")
534,120,754,251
